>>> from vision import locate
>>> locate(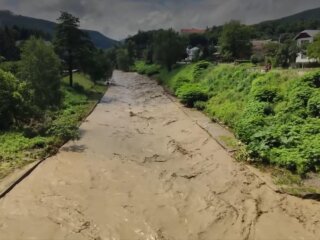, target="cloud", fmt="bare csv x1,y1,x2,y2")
0,0,319,39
